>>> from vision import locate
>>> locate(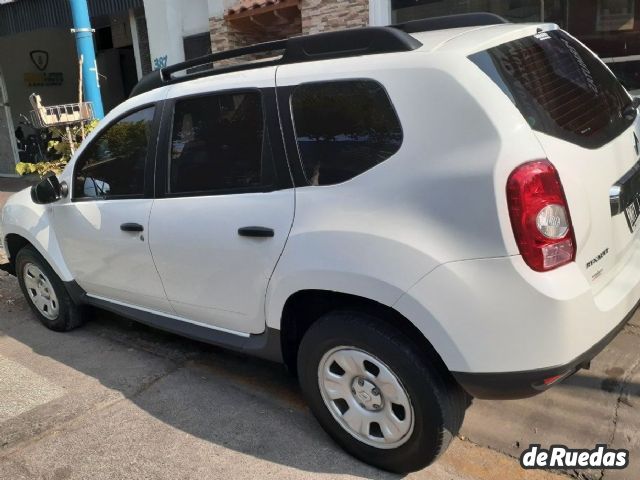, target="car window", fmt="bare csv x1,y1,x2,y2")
73,106,155,200
471,30,634,149
169,91,271,194
290,80,403,186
